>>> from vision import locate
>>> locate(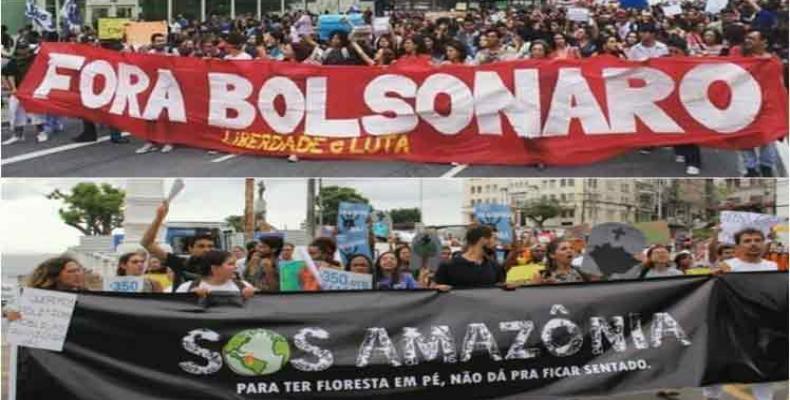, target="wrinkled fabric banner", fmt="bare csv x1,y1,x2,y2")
15,273,787,400
17,43,788,166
